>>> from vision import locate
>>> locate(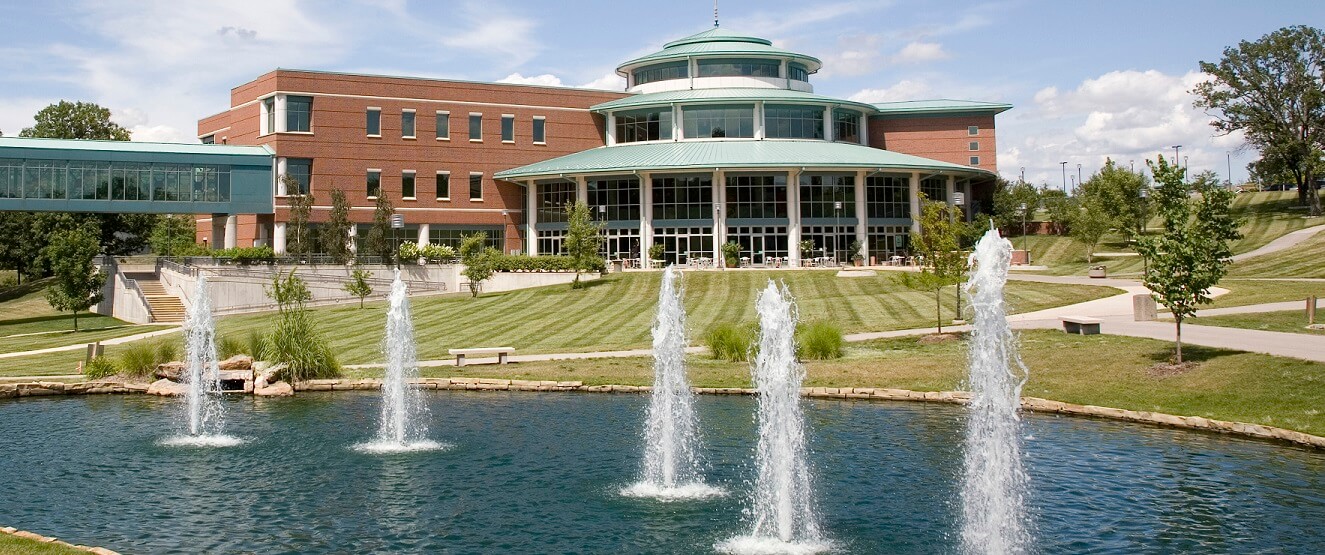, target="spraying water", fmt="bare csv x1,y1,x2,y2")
622,266,724,501
162,275,241,447
717,281,831,555
356,270,444,453
960,227,1031,554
